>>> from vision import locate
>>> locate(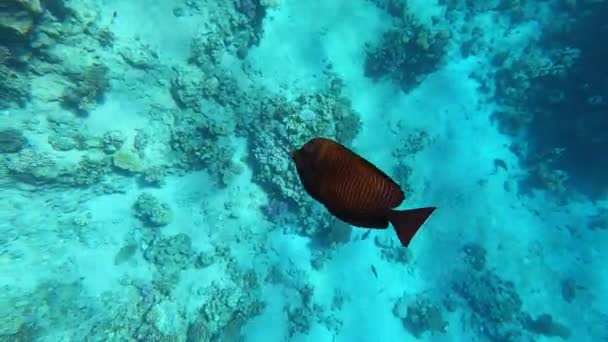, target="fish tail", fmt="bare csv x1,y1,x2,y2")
388,207,436,247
